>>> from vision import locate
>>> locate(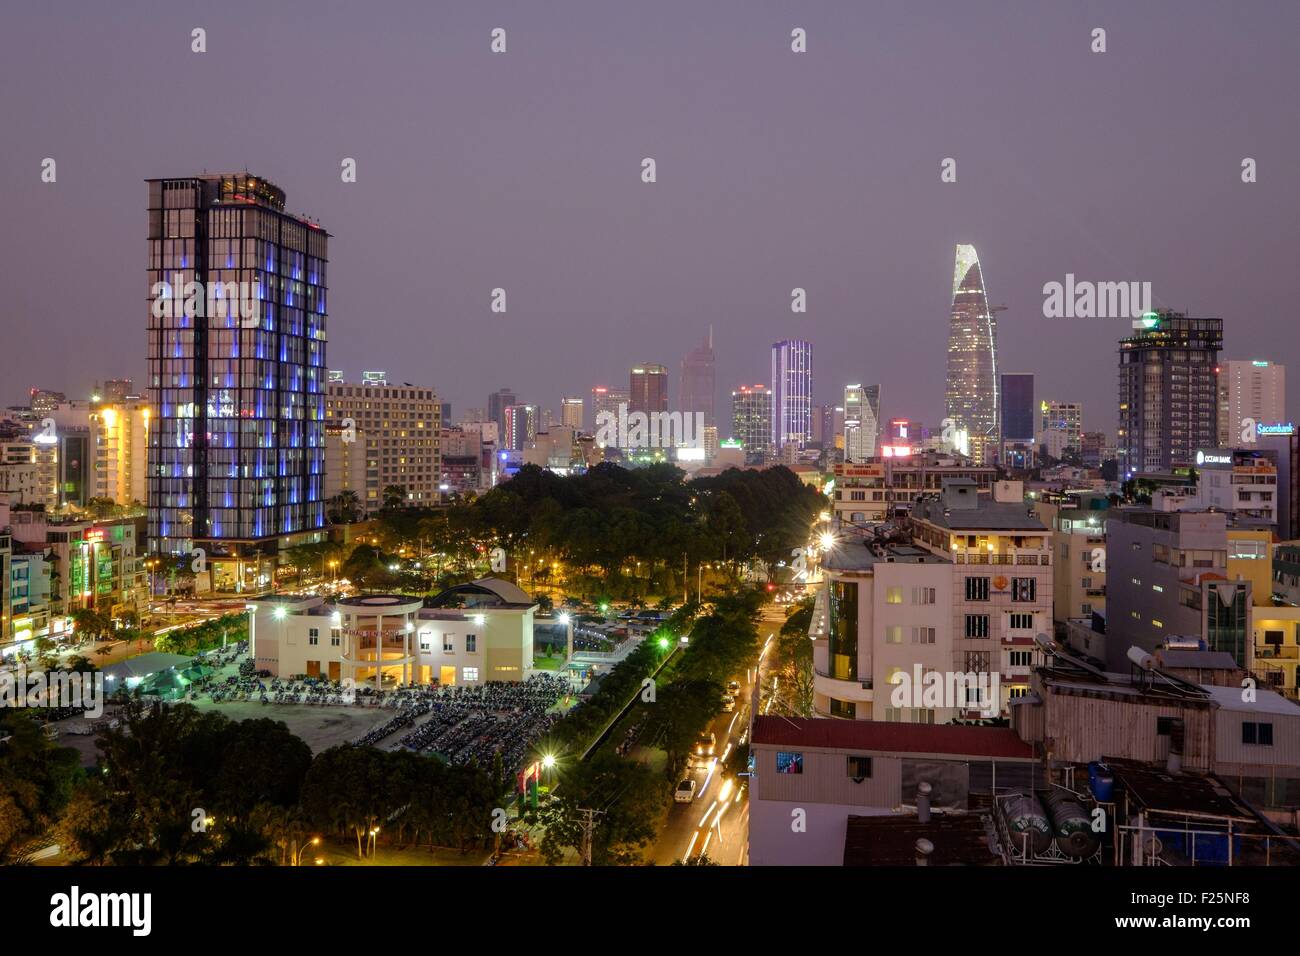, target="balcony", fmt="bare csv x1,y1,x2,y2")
1255,645,1299,660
